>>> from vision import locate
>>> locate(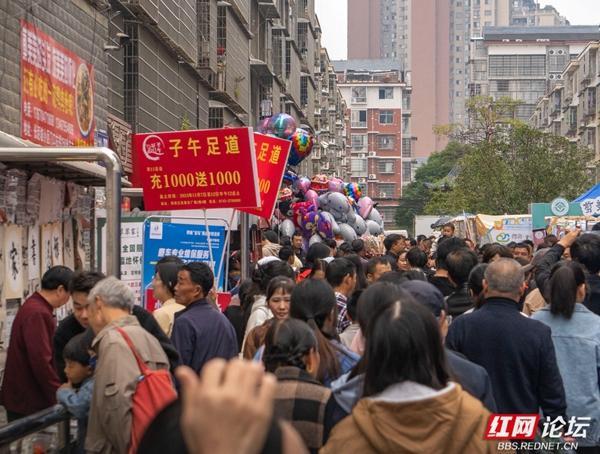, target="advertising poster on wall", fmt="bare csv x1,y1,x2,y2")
20,20,95,146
